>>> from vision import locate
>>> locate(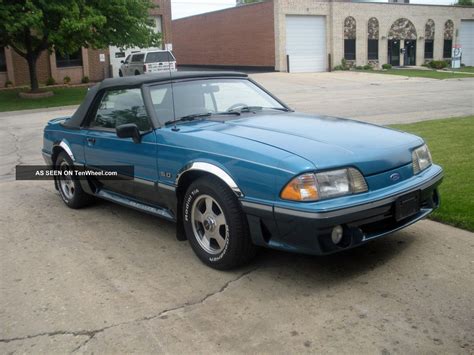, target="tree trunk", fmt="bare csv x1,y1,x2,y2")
26,53,39,92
